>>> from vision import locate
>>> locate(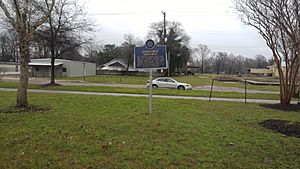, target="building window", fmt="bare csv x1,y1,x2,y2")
63,68,67,72
35,67,39,71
